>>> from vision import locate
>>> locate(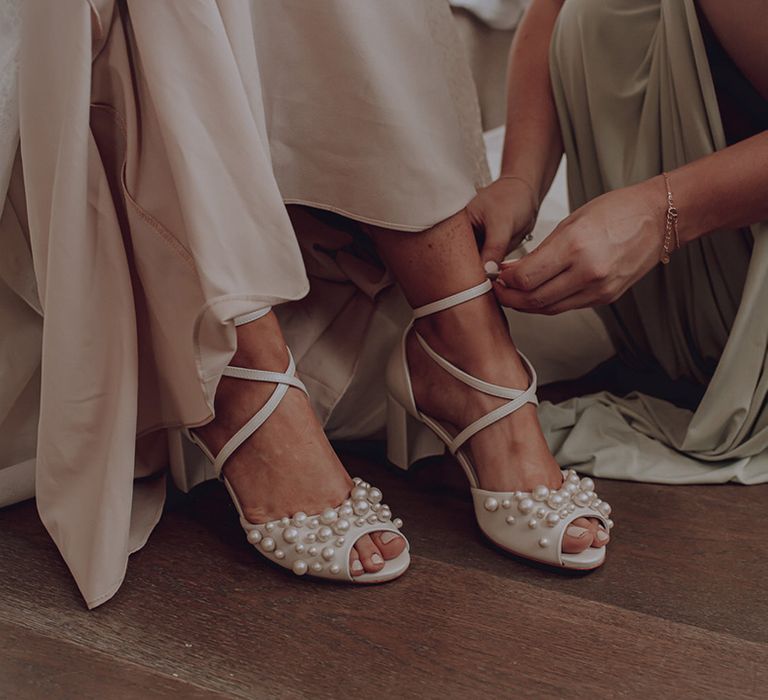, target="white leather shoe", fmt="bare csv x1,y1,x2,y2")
181,309,410,583
385,280,612,570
